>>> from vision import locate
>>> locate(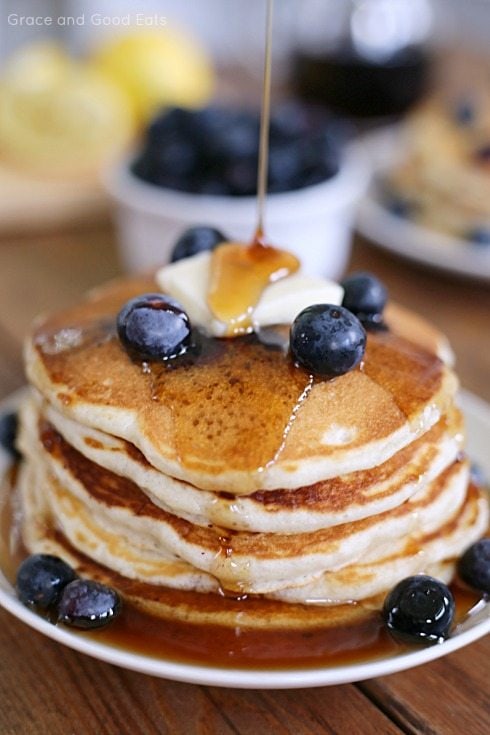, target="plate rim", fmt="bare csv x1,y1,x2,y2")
0,387,489,689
